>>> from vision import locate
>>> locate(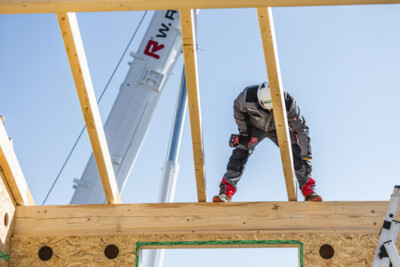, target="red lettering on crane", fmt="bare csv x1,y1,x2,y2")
144,40,165,59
